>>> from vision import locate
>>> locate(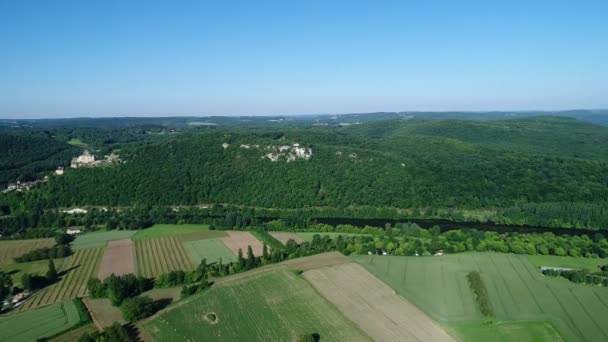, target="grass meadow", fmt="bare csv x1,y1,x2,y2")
0,300,82,342
352,252,608,342
131,224,226,241
527,254,606,272
0,258,66,286
183,238,237,264
142,268,369,341
72,230,137,249
0,238,56,264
